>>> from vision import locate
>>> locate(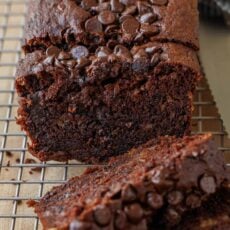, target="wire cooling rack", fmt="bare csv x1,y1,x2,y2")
0,1,230,230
